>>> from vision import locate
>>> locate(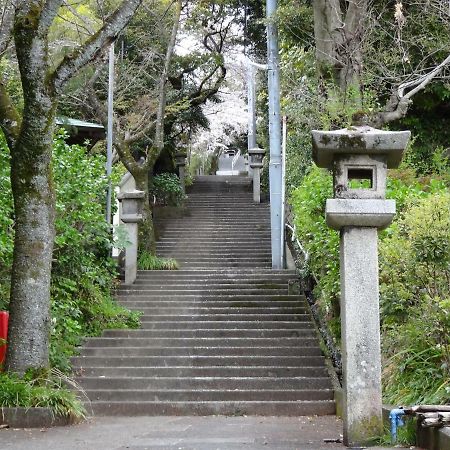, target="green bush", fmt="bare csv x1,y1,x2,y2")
0,131,139,372
150,172,184,206
290,164,449,404
138,251,178,270
380,193,450,405
0,368,86,419
0,135,13,311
